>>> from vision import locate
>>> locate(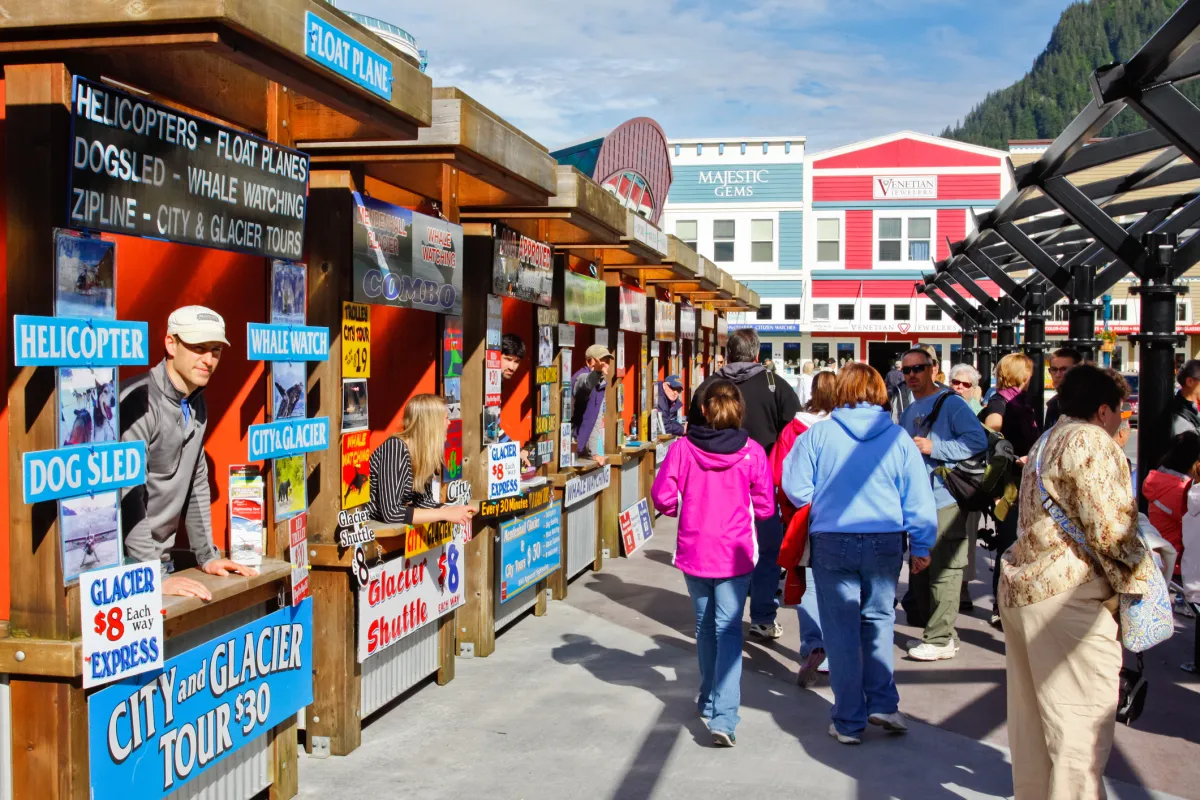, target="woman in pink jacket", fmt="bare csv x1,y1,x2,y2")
652,378,775,748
